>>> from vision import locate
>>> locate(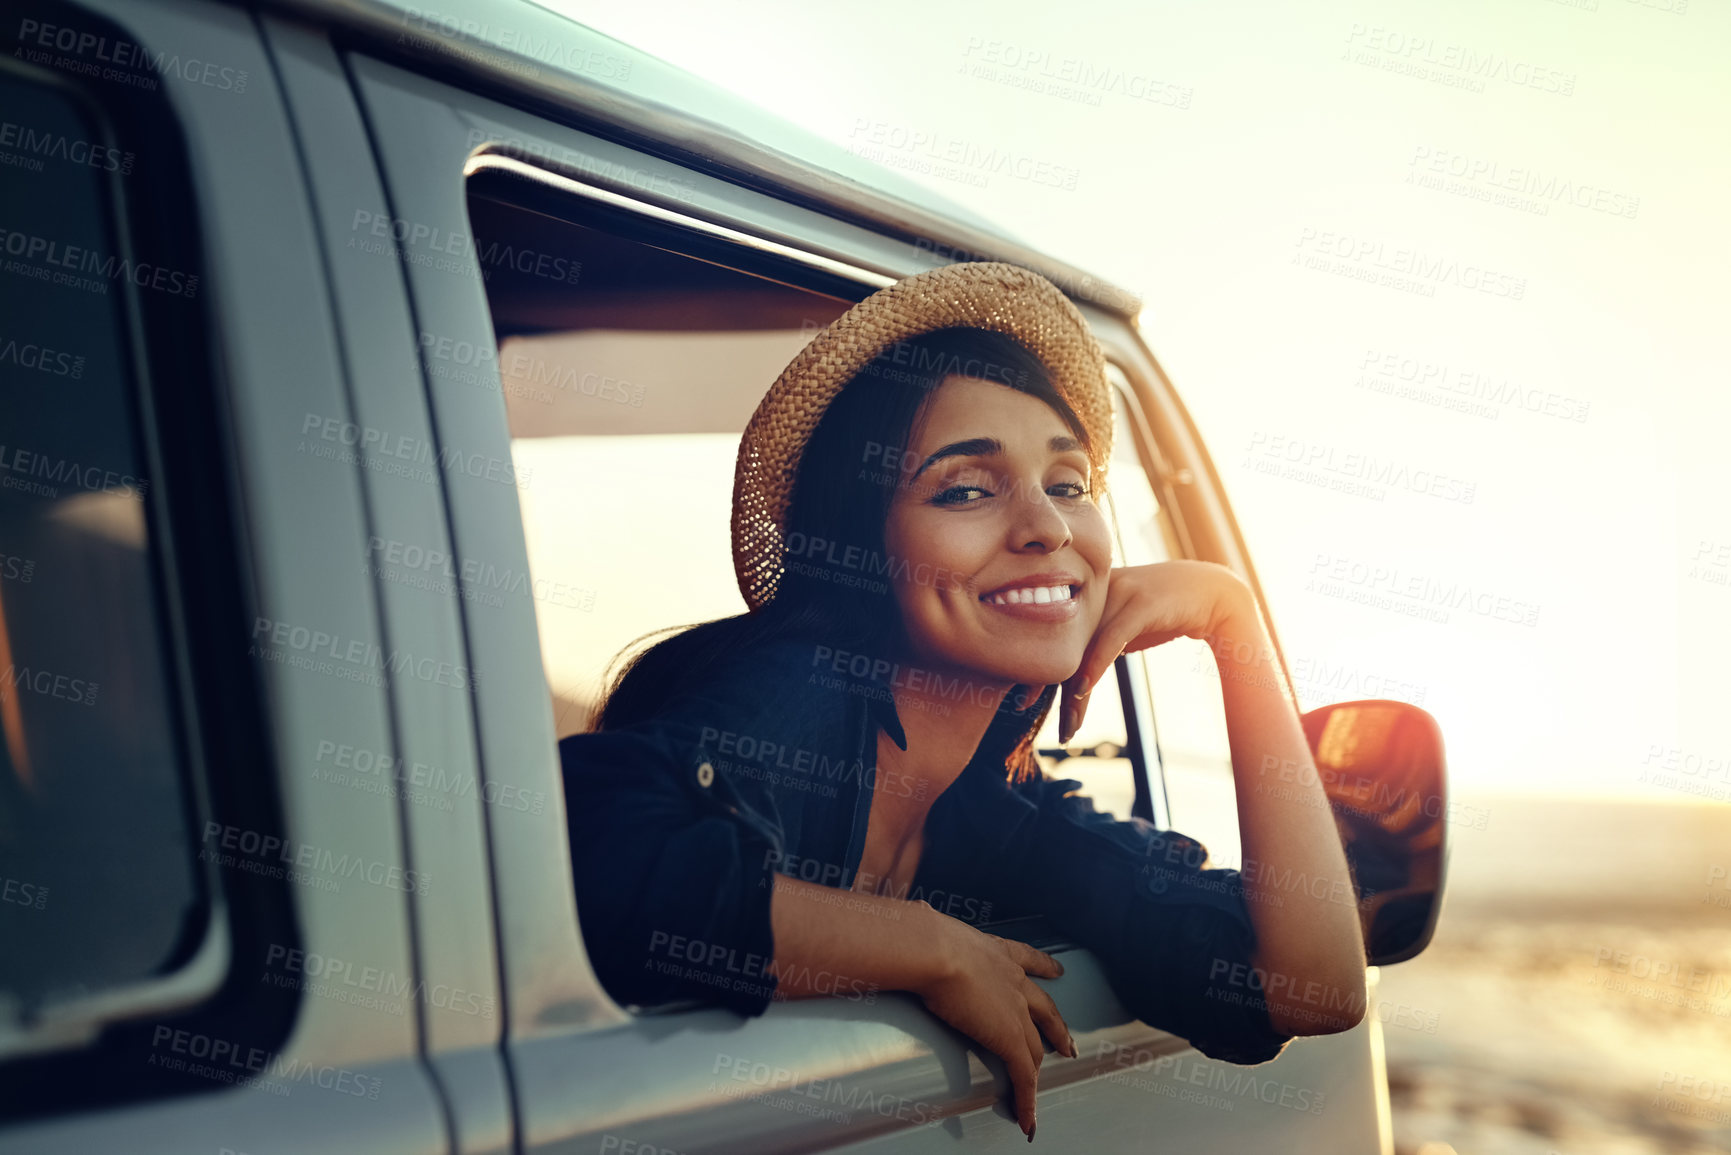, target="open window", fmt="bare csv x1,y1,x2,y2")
464,162,1180,851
